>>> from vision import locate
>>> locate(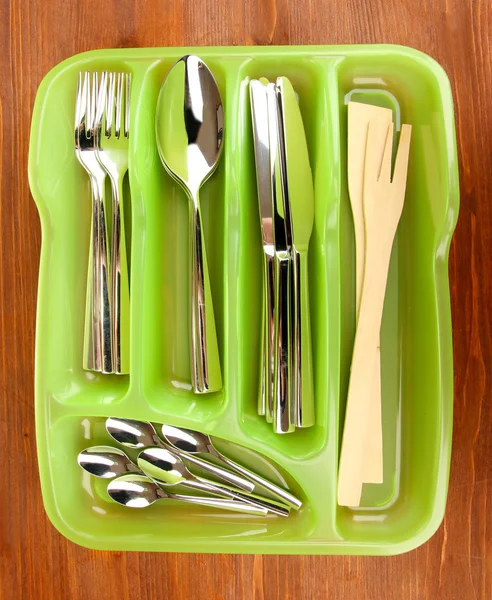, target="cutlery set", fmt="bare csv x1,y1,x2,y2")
74,56,412,512
75,71,131,375
250,77,314,434
78,418,301,516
